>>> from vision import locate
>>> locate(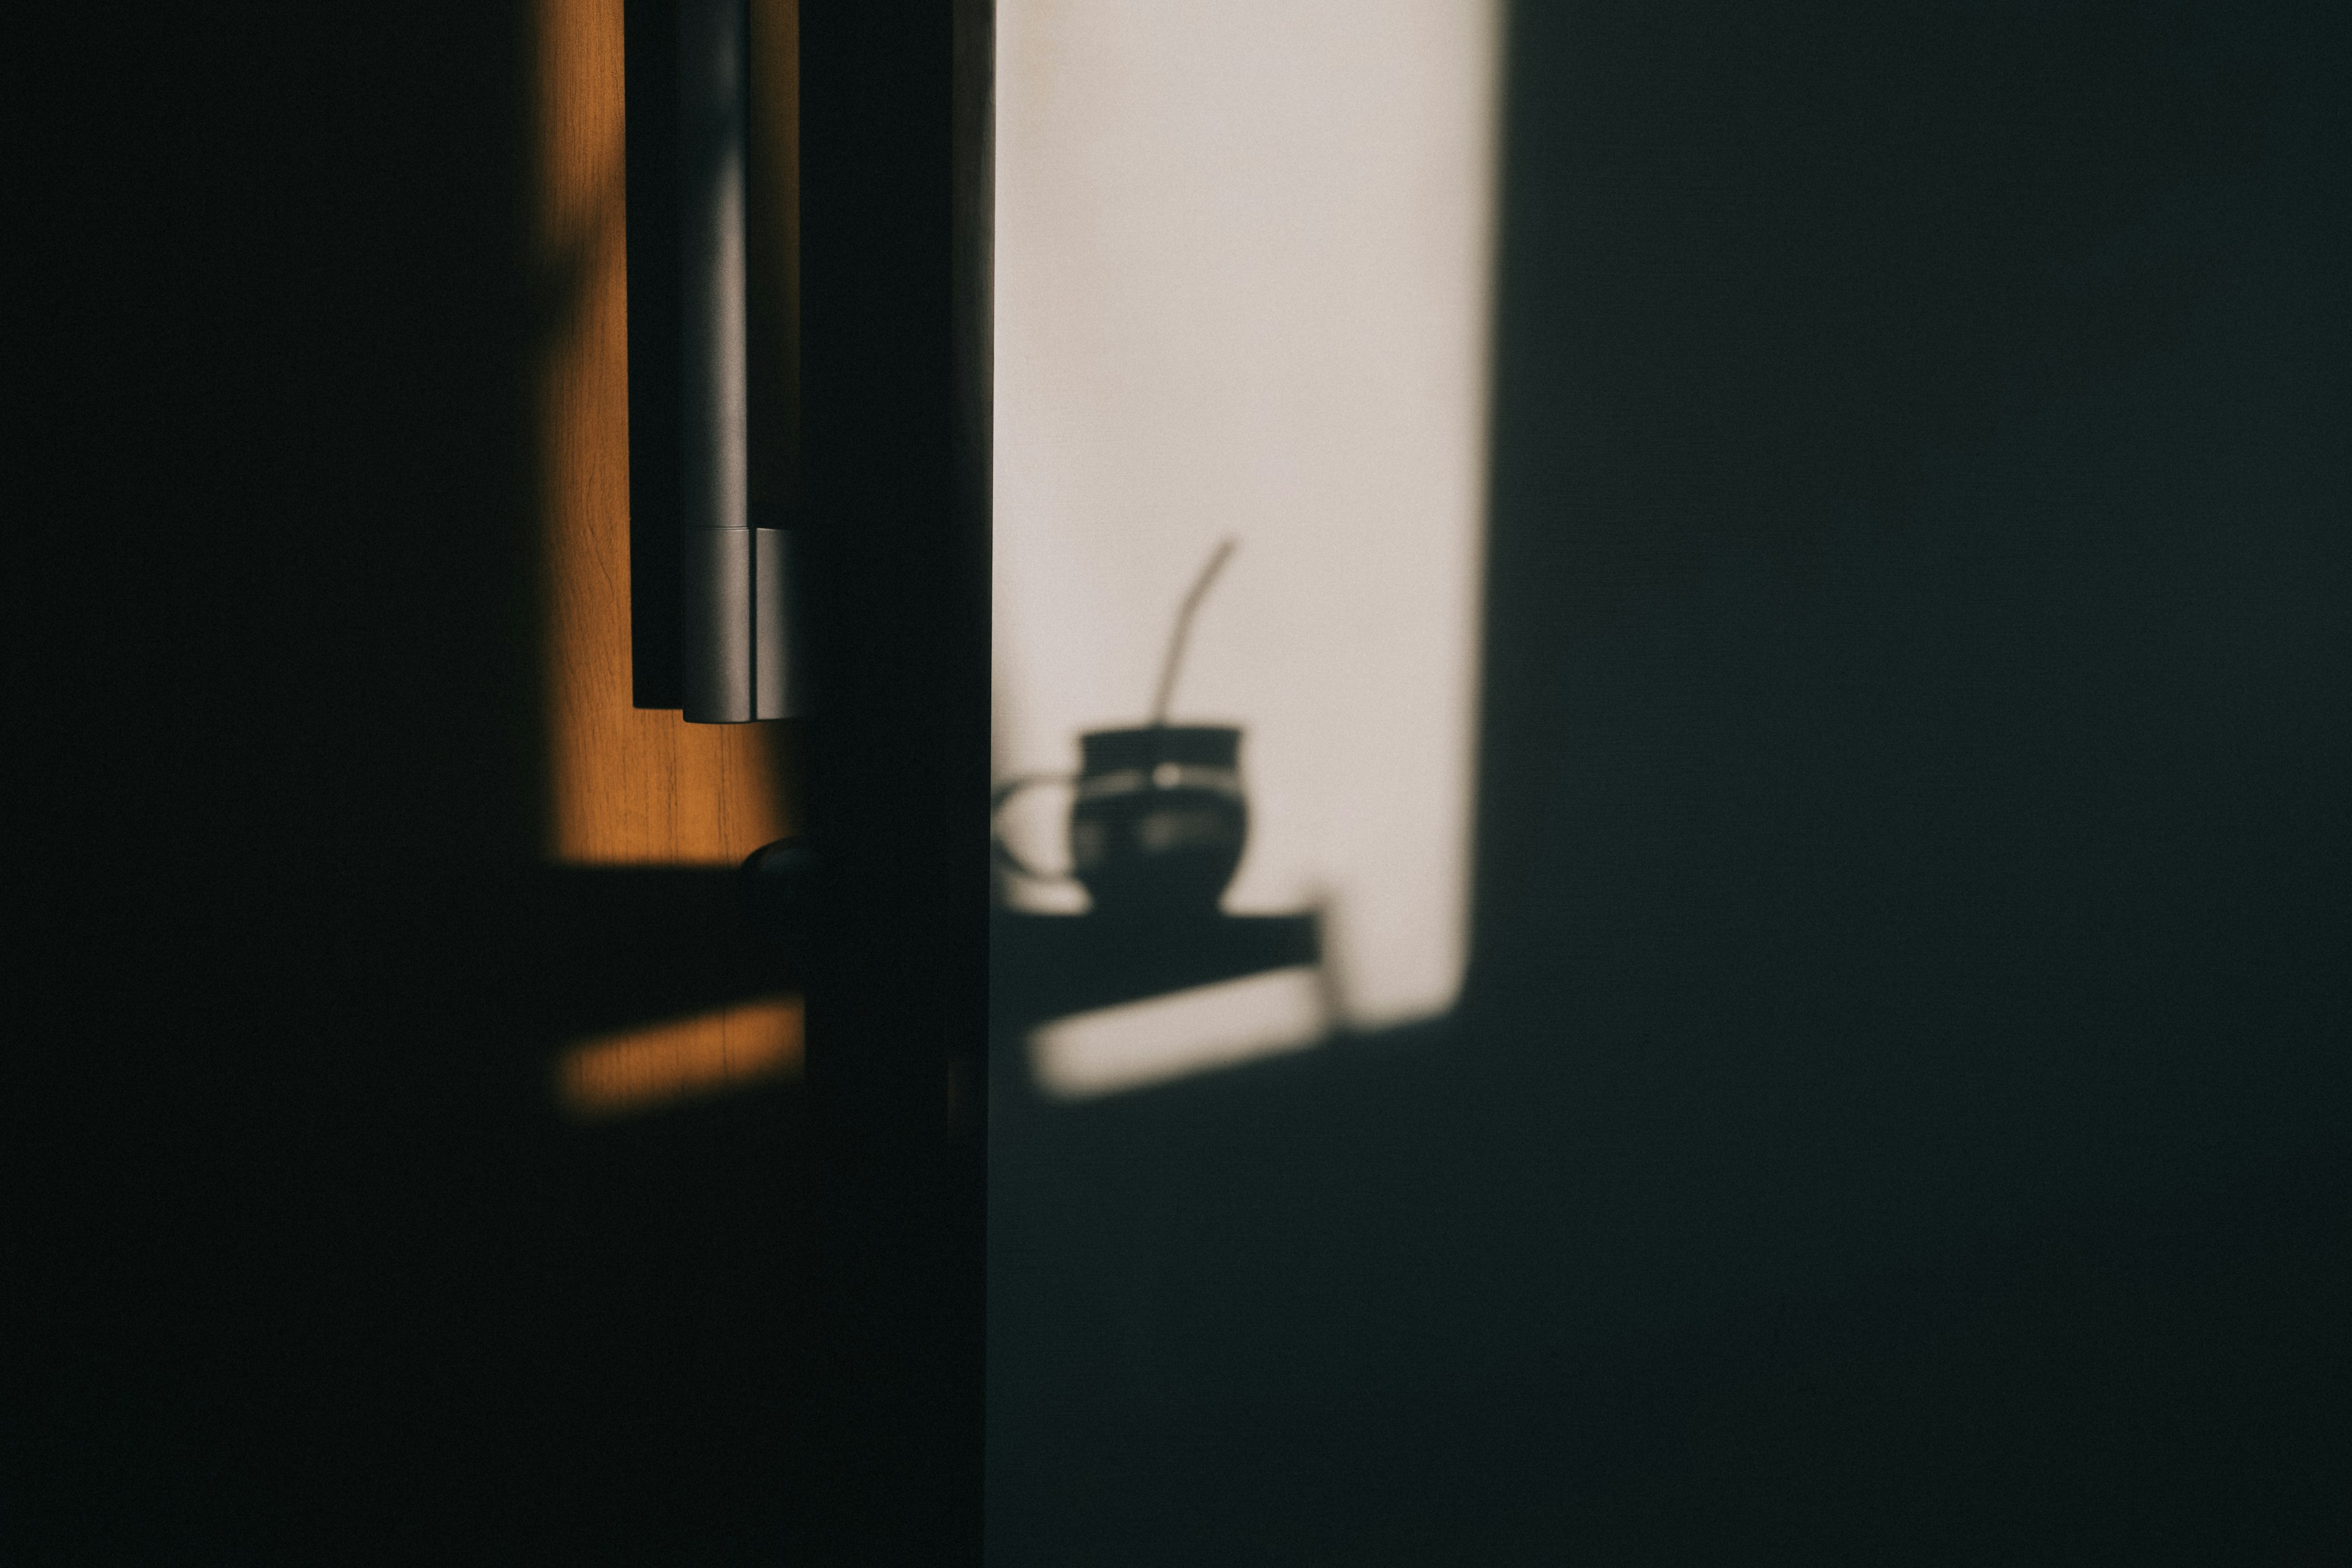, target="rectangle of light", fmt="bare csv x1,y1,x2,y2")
1029,968,1329,1101
993,1,1502,1088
